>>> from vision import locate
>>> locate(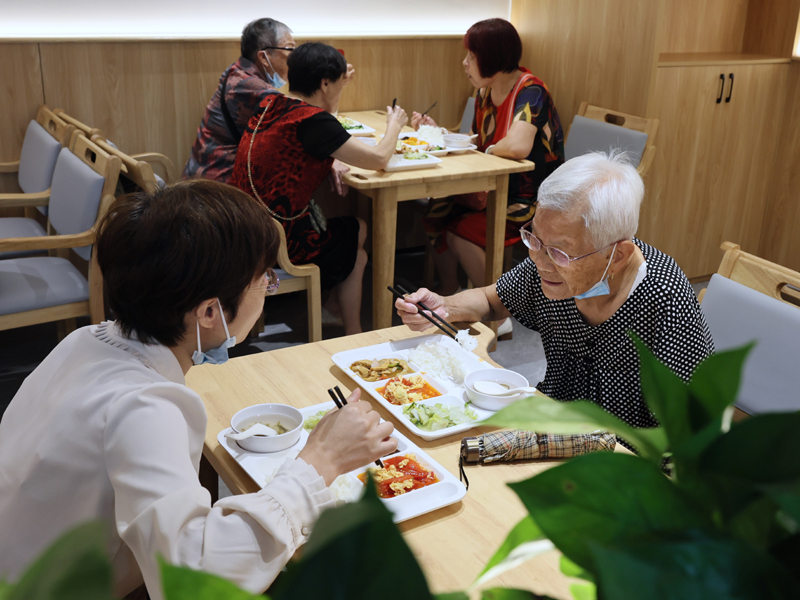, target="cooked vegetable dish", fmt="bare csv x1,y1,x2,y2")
349,358,412,382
